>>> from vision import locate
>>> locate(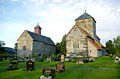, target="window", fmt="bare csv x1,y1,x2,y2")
90,50,91,52
23,46,26,50
73,42,79,48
